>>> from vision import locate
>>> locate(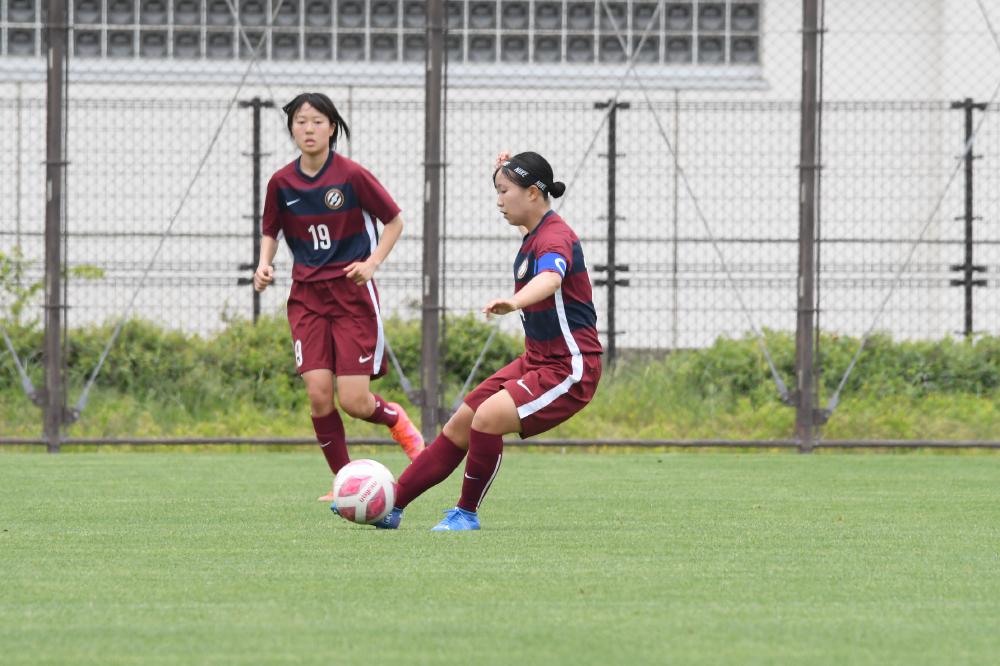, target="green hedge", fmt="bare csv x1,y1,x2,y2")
6,321,1000,412
0,314,523,414
652,331,1000,403
6,322,1000,440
